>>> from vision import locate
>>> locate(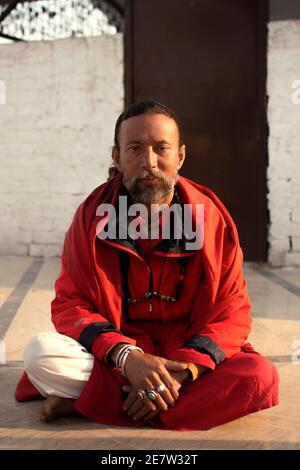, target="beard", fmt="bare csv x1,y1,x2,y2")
122,169,179,204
